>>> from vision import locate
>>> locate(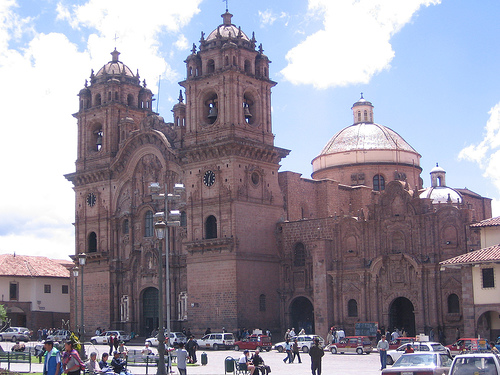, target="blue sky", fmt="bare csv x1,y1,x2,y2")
1,0,499,260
